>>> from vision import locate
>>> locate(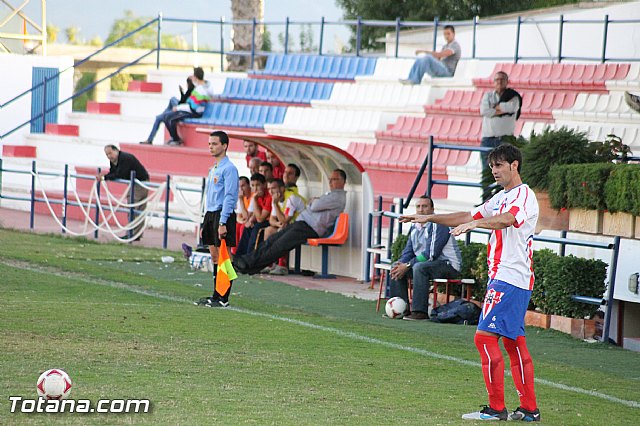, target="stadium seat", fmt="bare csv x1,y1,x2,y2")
250,54,378,81
306,213,350,279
